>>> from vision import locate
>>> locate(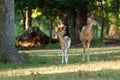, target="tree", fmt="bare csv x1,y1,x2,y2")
15,0,120,45
52,0,87,44
15,0,35,31
39,0,60,43
100,0,105,41
0,0,23,63
15,0,26,30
